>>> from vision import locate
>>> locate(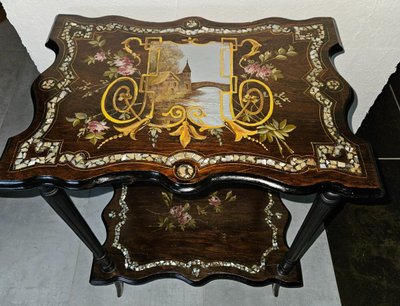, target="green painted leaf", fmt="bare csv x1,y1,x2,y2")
72,119,80,127
157,216,166,228
161,192,171,207
65,117,75,123
75,112,87,120
279,119,287,129
187,219,196,229
89,137,98,145
265,124,276,131
263,51,272,60
267,133,274,143
273,130,285,140
196,205,207,215
275,55,287,60
85,133,95,139
98,40,106,47
215,206,223,213
103,70,114,79
167,222,176,232
117,50,126,57
228,195,237,202
283,124,296,133
271,68,284,81
277,47,286,55
183,203,190,211
84,56,96,65
225,191,233,200
257,128,268,134
242,113,251,122
93,132,105,139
